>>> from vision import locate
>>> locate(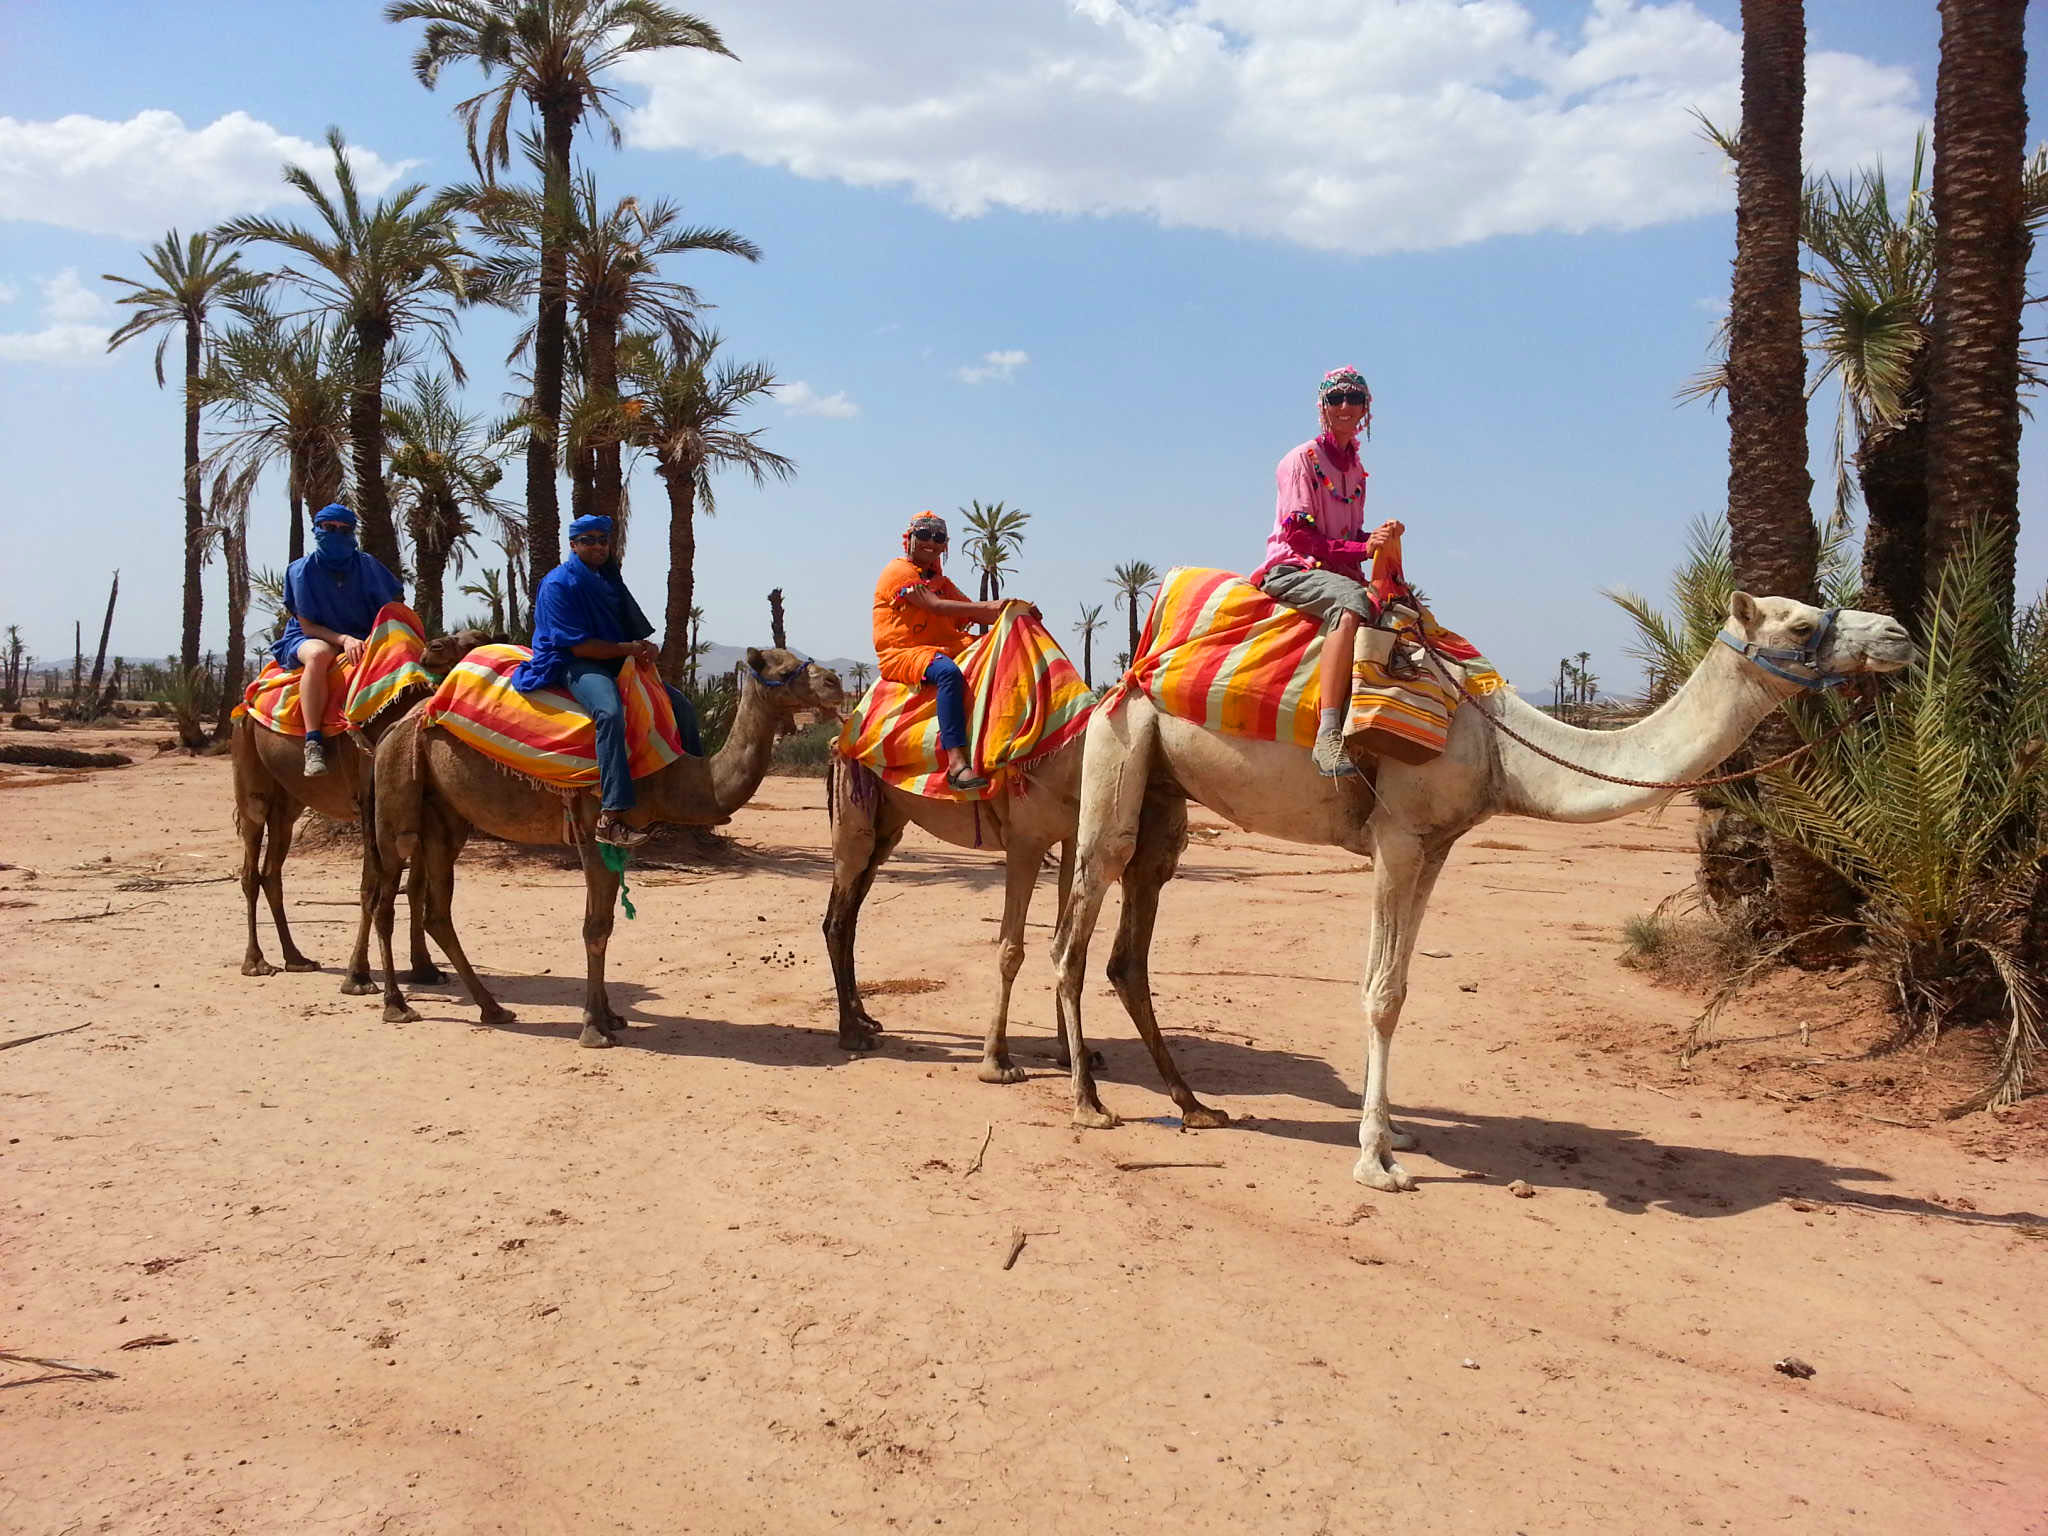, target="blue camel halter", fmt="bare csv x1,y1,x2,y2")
747,654,812,687
1715,608,1846,692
